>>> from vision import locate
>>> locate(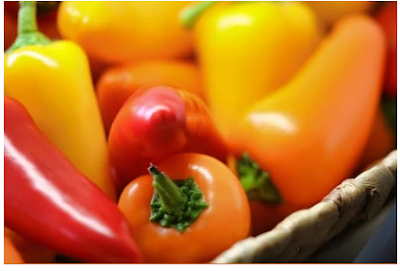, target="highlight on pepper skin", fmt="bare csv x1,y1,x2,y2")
4,0,396,264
